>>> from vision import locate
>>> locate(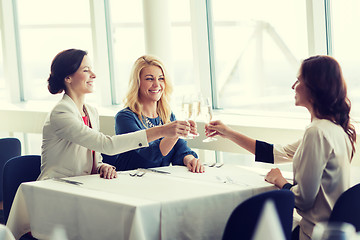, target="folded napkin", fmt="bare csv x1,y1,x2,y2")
0,224,15,240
